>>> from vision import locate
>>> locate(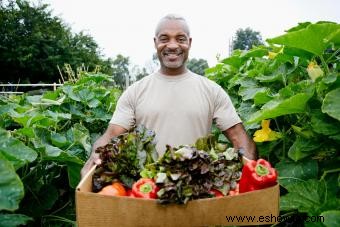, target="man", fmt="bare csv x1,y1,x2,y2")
81,14,257,178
